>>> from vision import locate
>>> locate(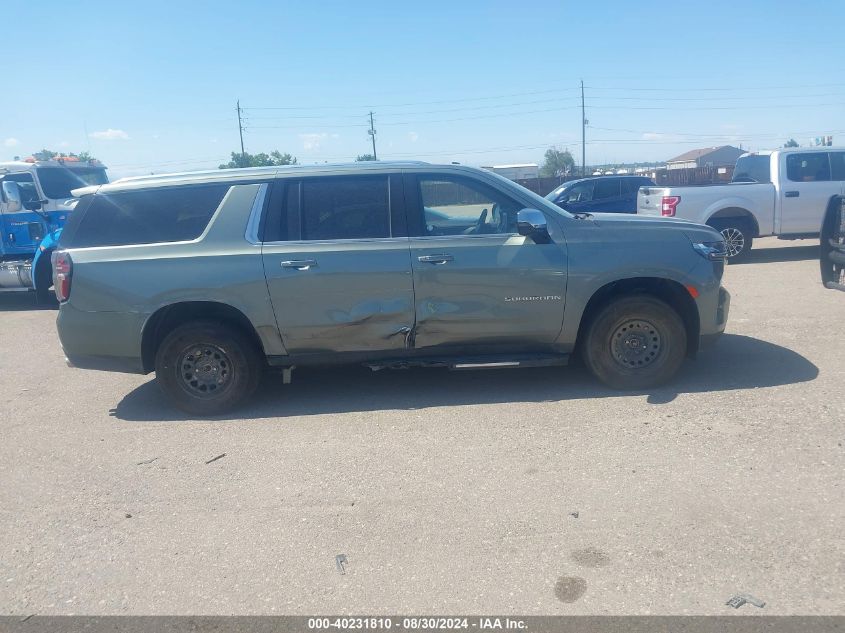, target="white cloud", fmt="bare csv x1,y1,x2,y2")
408,131,419,143
90,128,129,141
4,137,20,147
299,132,328,150
641,132,665,141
